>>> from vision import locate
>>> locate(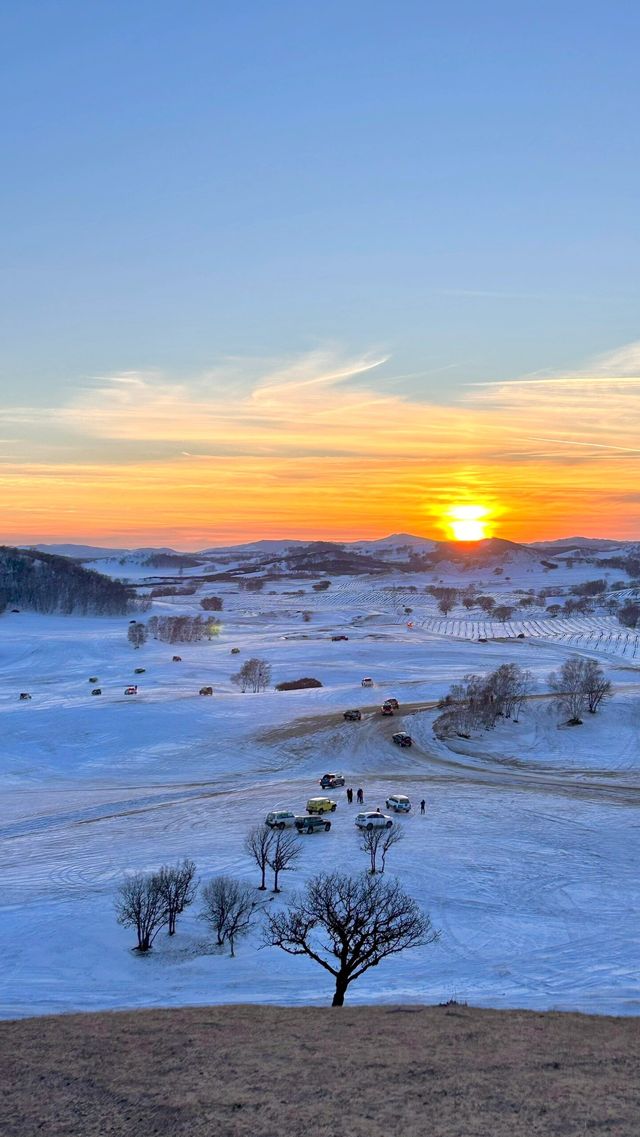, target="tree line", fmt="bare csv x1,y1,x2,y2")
435,657,611,736
0,546,131,616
